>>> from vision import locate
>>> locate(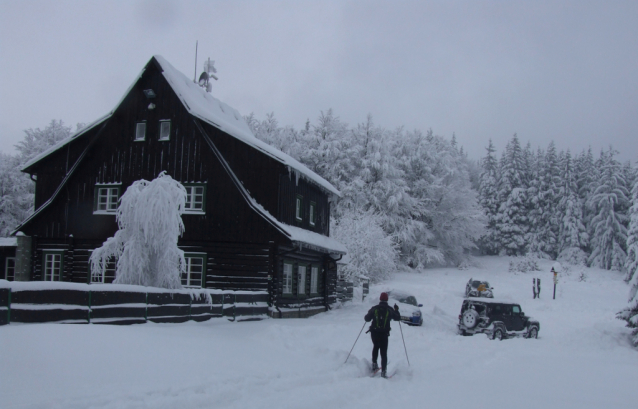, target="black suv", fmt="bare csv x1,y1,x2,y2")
457,299,540,340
